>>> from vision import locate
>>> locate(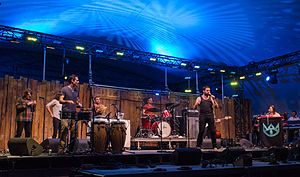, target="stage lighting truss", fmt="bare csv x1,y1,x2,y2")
1,24,299,83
